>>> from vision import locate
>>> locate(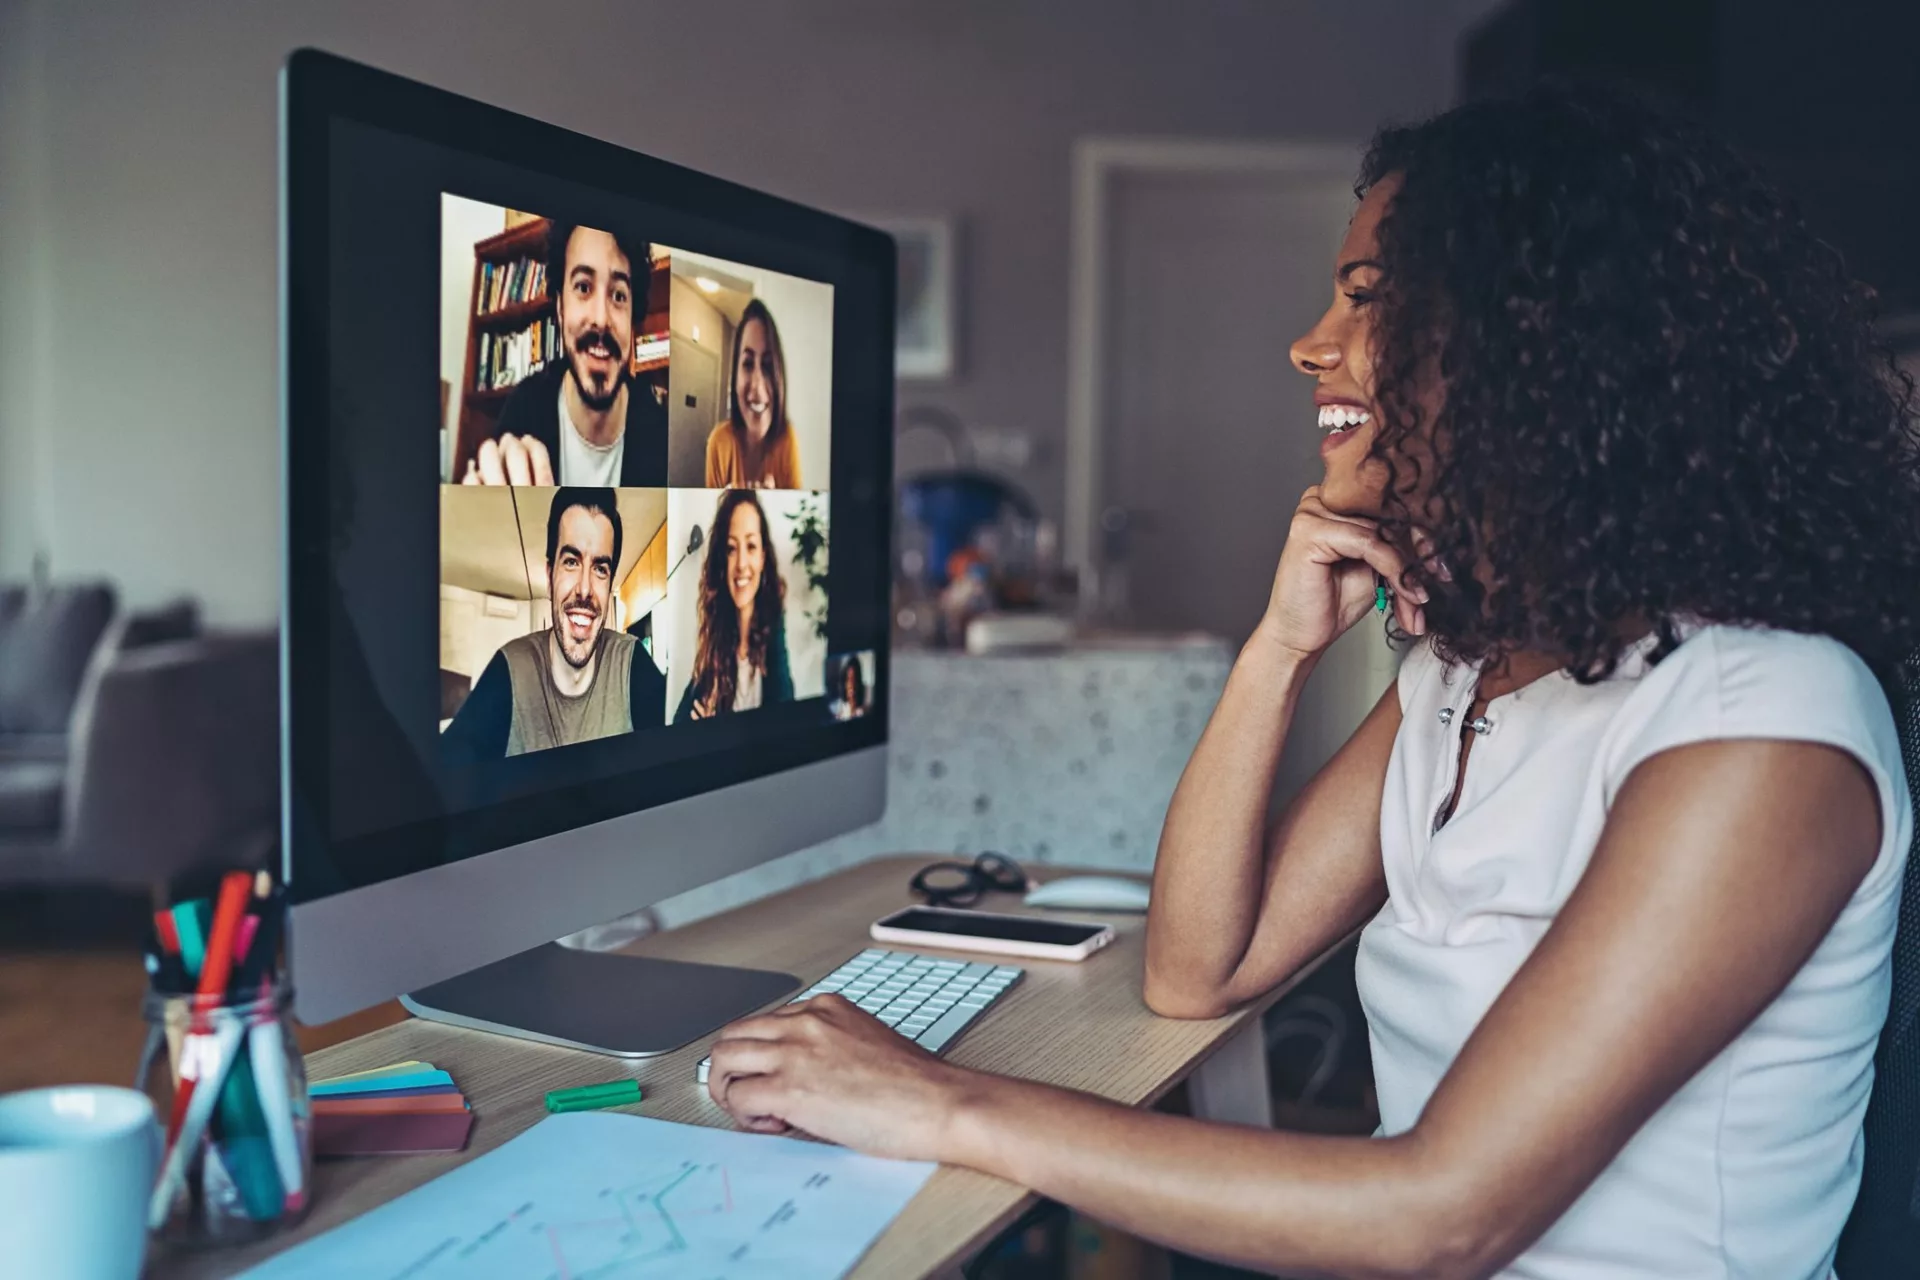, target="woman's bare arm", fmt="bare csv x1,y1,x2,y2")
1143,646,1398,1018
710,736,1881,1280
1144,486,1421,1019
